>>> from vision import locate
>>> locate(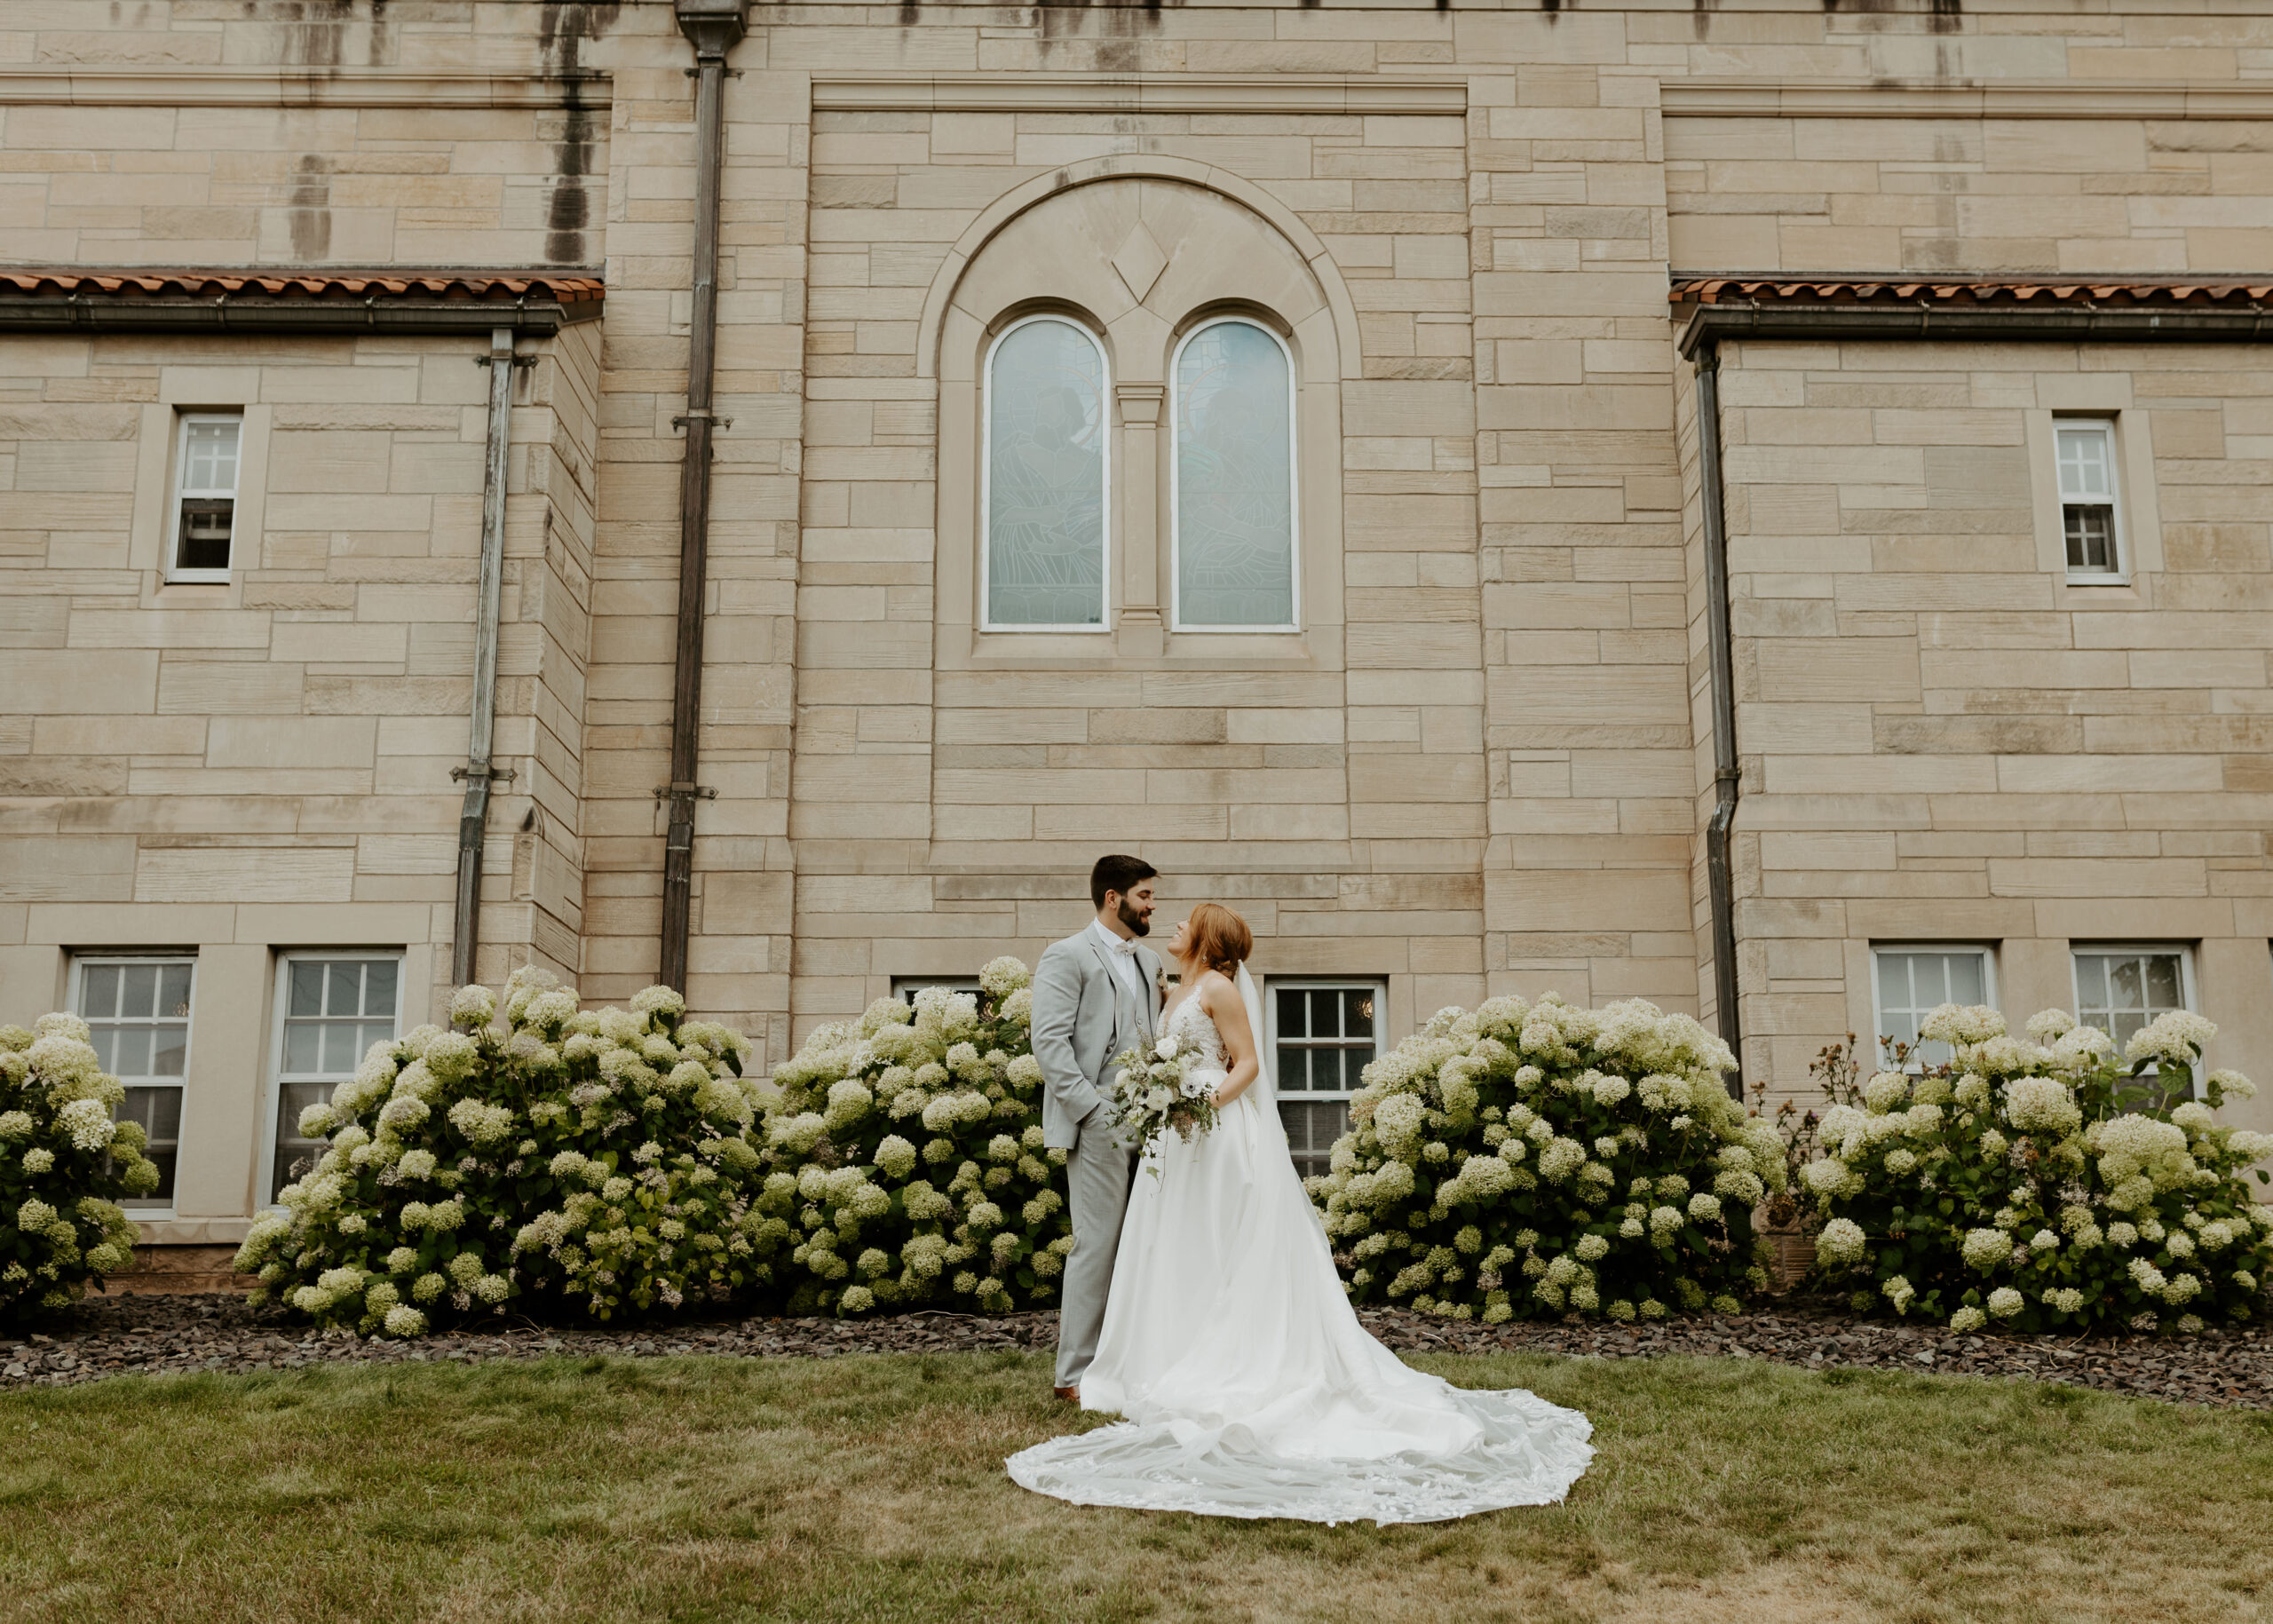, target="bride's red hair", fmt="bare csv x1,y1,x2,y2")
1184,902,1253,979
